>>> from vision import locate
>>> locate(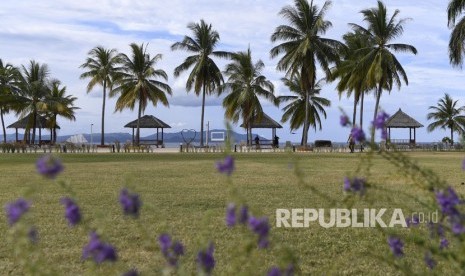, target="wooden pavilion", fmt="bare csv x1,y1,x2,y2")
7,114,58,145
124,115,171,146
385,108,424,146
240,112,283,145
